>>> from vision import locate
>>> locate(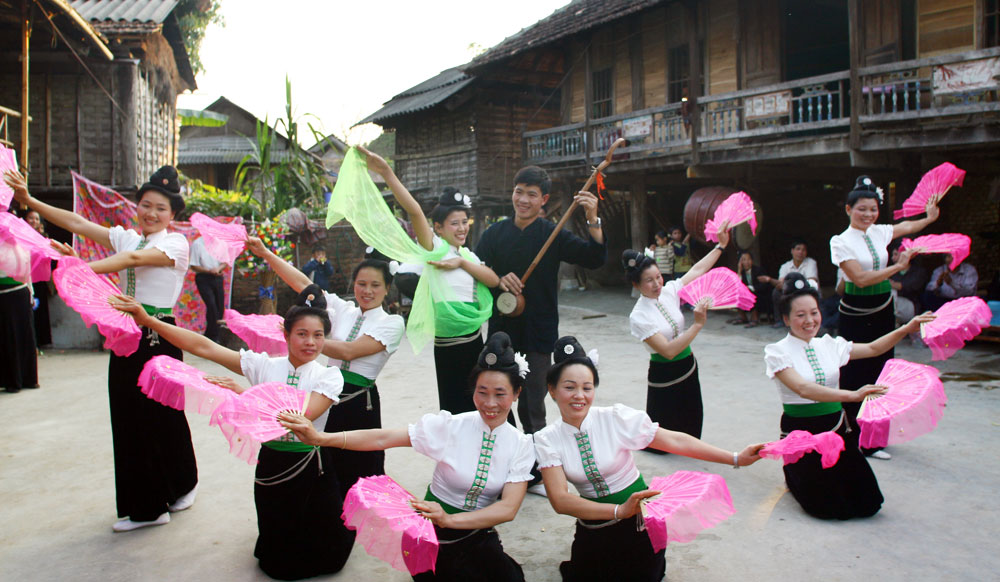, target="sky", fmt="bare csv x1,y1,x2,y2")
177,0,572,147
